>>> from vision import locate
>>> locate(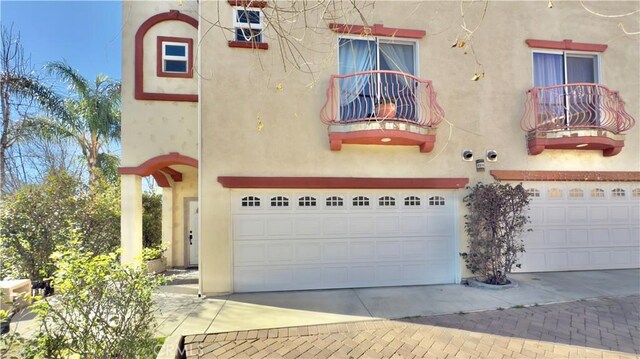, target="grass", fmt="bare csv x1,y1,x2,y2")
512,304,526,309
